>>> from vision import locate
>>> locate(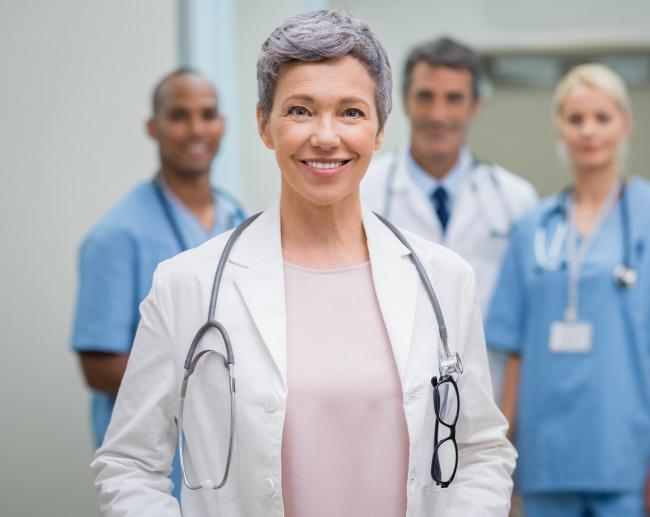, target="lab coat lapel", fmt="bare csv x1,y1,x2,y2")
445,174,479,248
364,206,419,381
392,146,444,242
232,202,288,385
